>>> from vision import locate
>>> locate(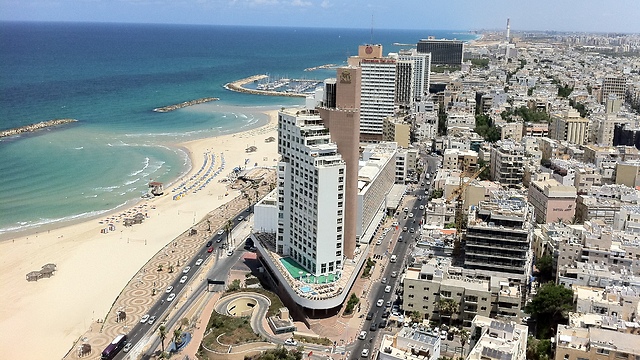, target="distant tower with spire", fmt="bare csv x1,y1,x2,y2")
506,18,511,42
